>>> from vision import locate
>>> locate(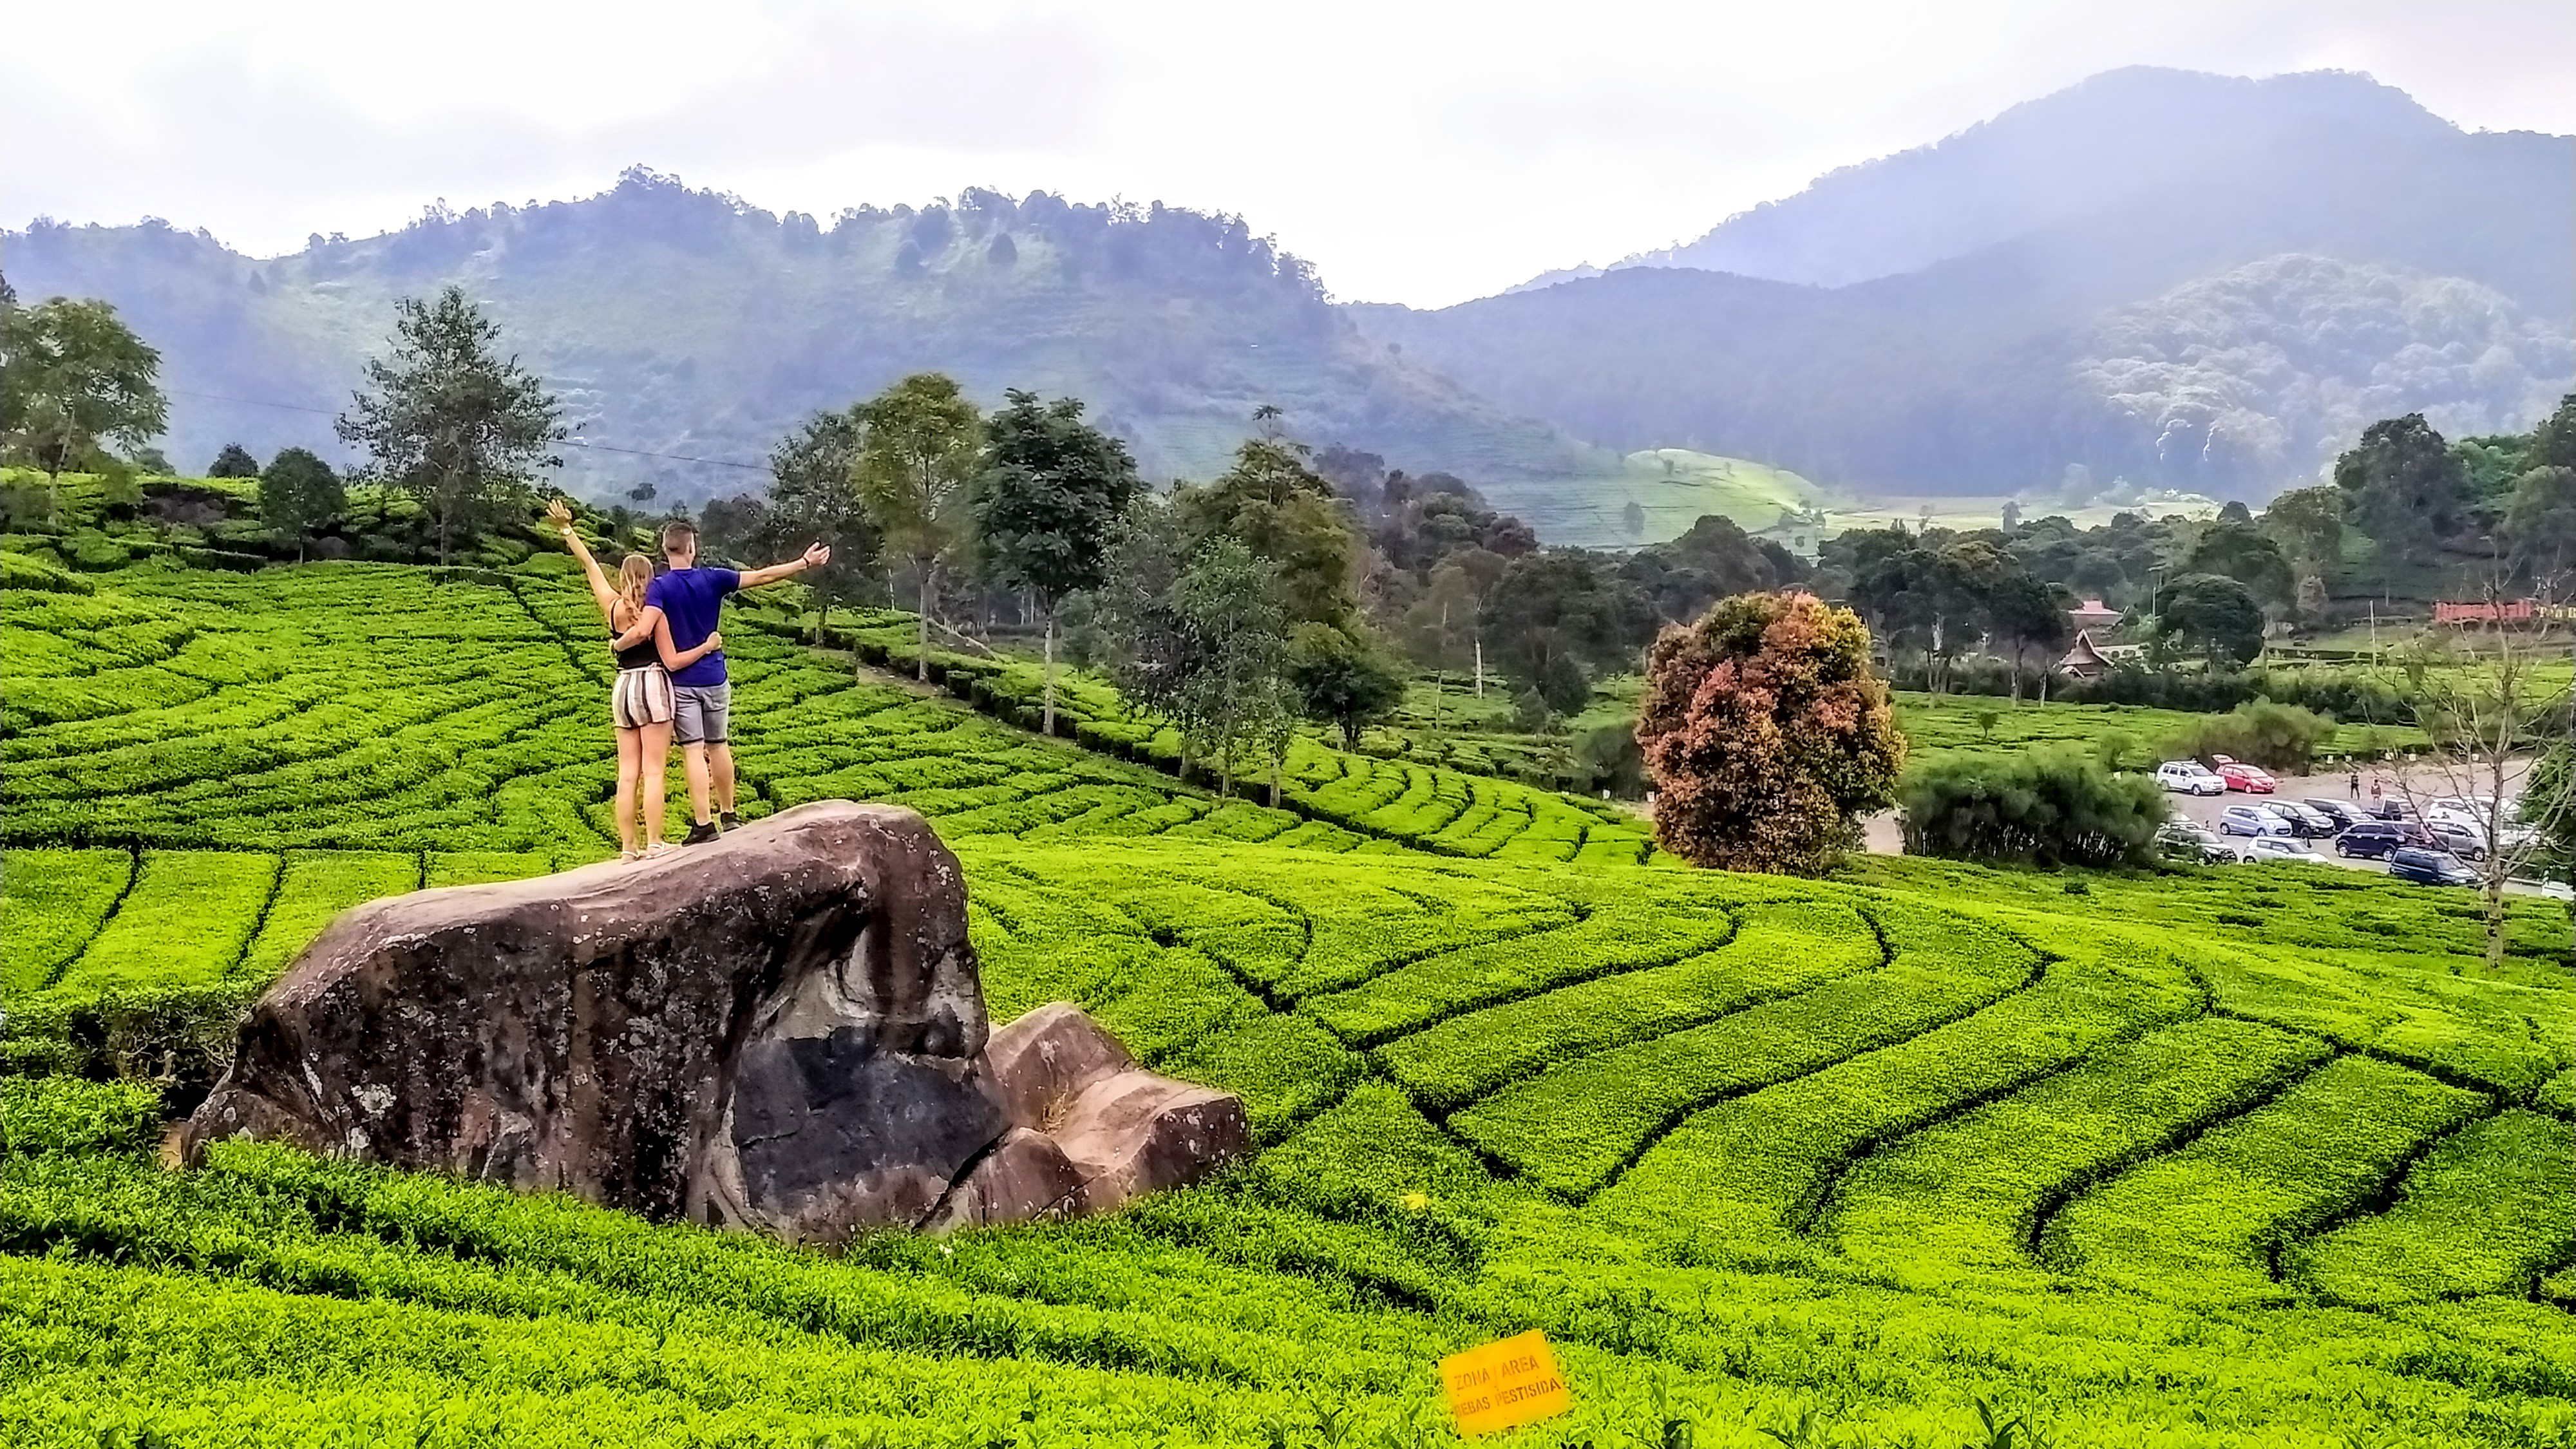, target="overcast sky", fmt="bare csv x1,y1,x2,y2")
10,1,2574,307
